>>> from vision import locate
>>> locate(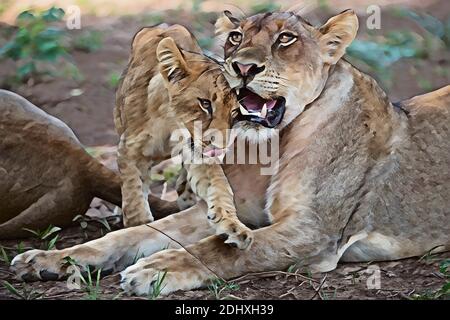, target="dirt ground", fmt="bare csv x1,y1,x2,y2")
0,0,449,300
0,223,448,300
